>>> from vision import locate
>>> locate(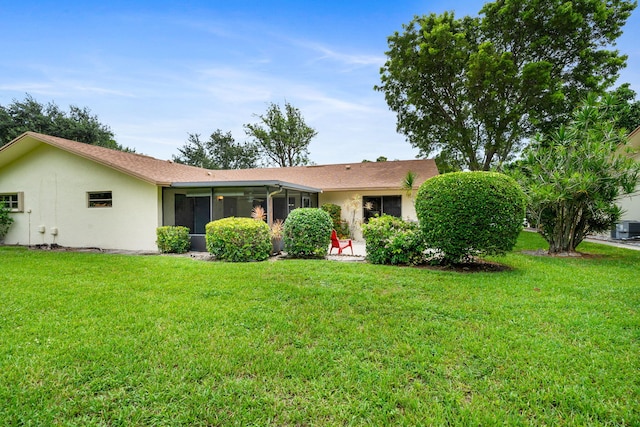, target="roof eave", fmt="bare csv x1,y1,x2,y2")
171,180,322,193
321,186,414,192
15,132,164,186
